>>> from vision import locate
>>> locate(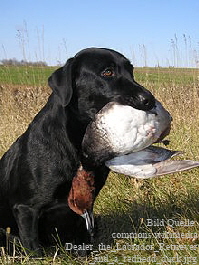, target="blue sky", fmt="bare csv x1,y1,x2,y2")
1,0,199,66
